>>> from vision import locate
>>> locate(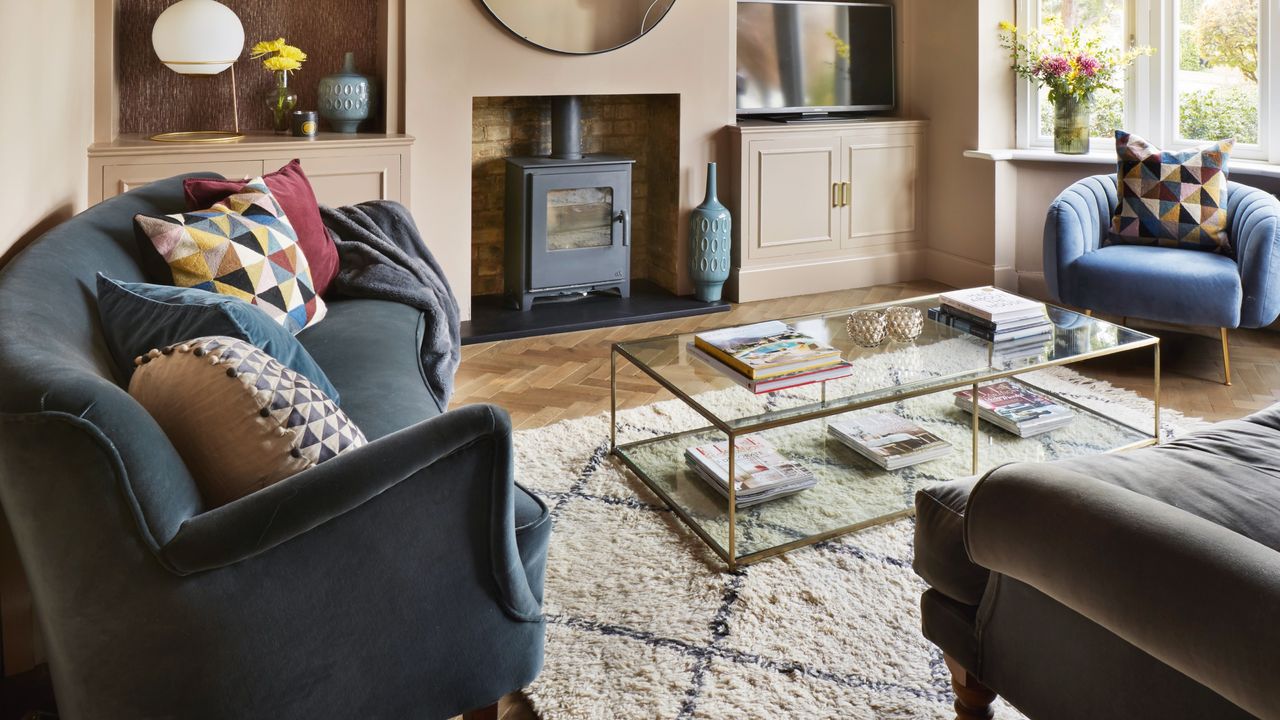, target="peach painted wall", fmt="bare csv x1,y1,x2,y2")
0,0,95,265
405,0,737,320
